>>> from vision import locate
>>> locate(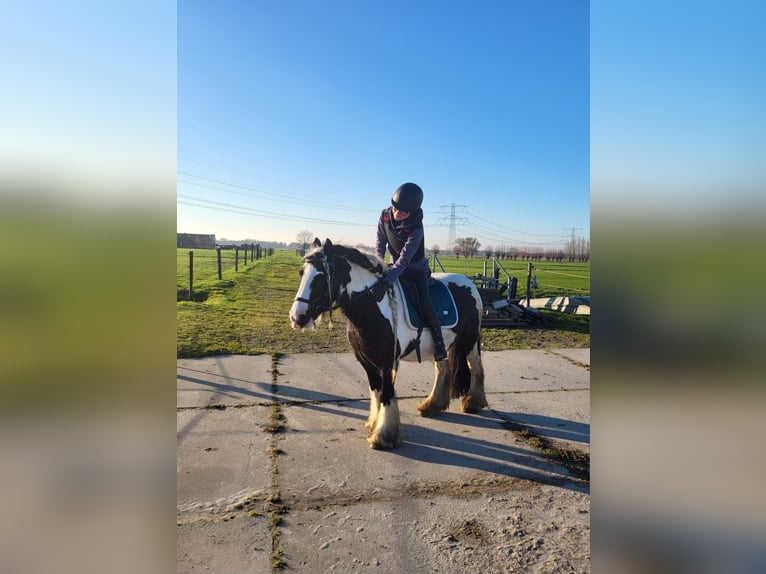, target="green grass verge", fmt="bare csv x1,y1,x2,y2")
177,249,589,357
